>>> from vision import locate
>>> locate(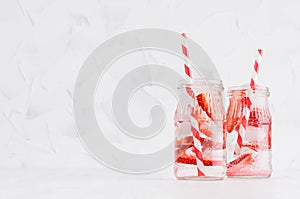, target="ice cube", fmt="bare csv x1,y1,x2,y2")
244,125,269,143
